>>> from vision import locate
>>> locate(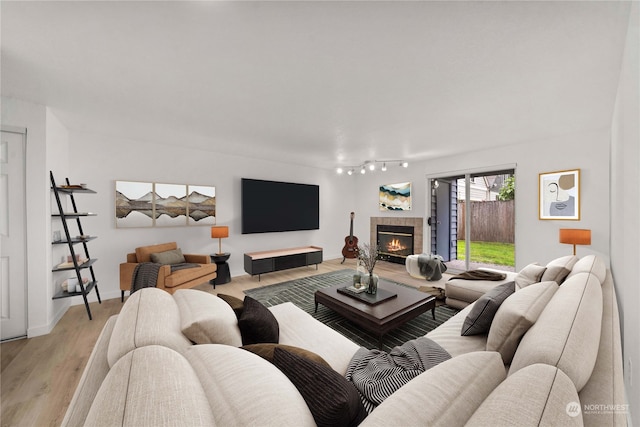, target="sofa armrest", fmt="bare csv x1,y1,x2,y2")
126,252,137,263
184,254,211,264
